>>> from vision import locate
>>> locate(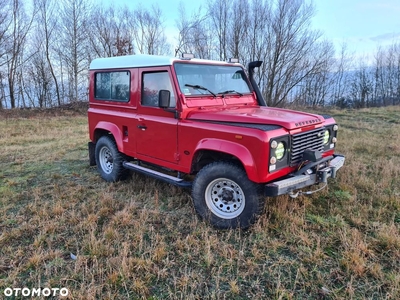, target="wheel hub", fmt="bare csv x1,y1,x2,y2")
205,178,245,219
220,188,234,203
99,146,113,174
